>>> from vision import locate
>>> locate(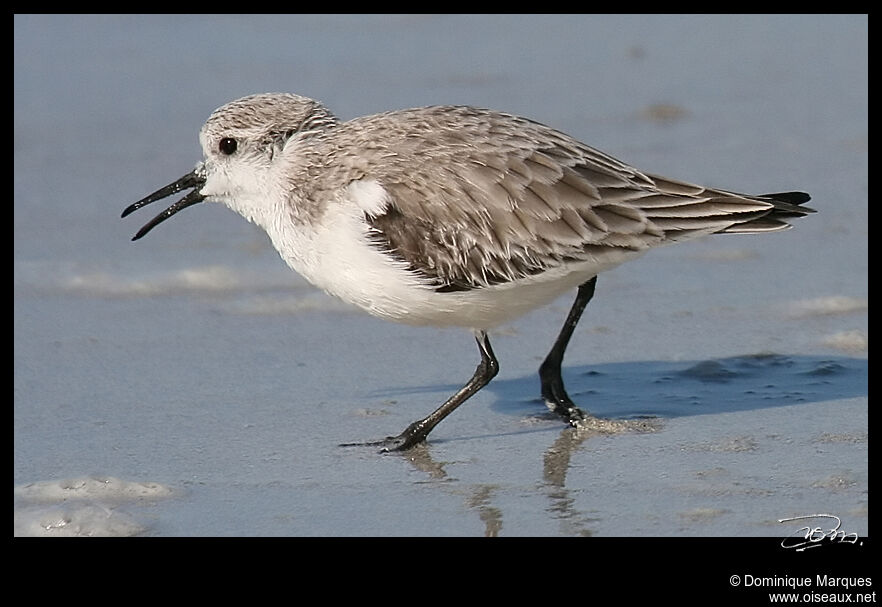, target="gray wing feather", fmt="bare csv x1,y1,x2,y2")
353,106,812,290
